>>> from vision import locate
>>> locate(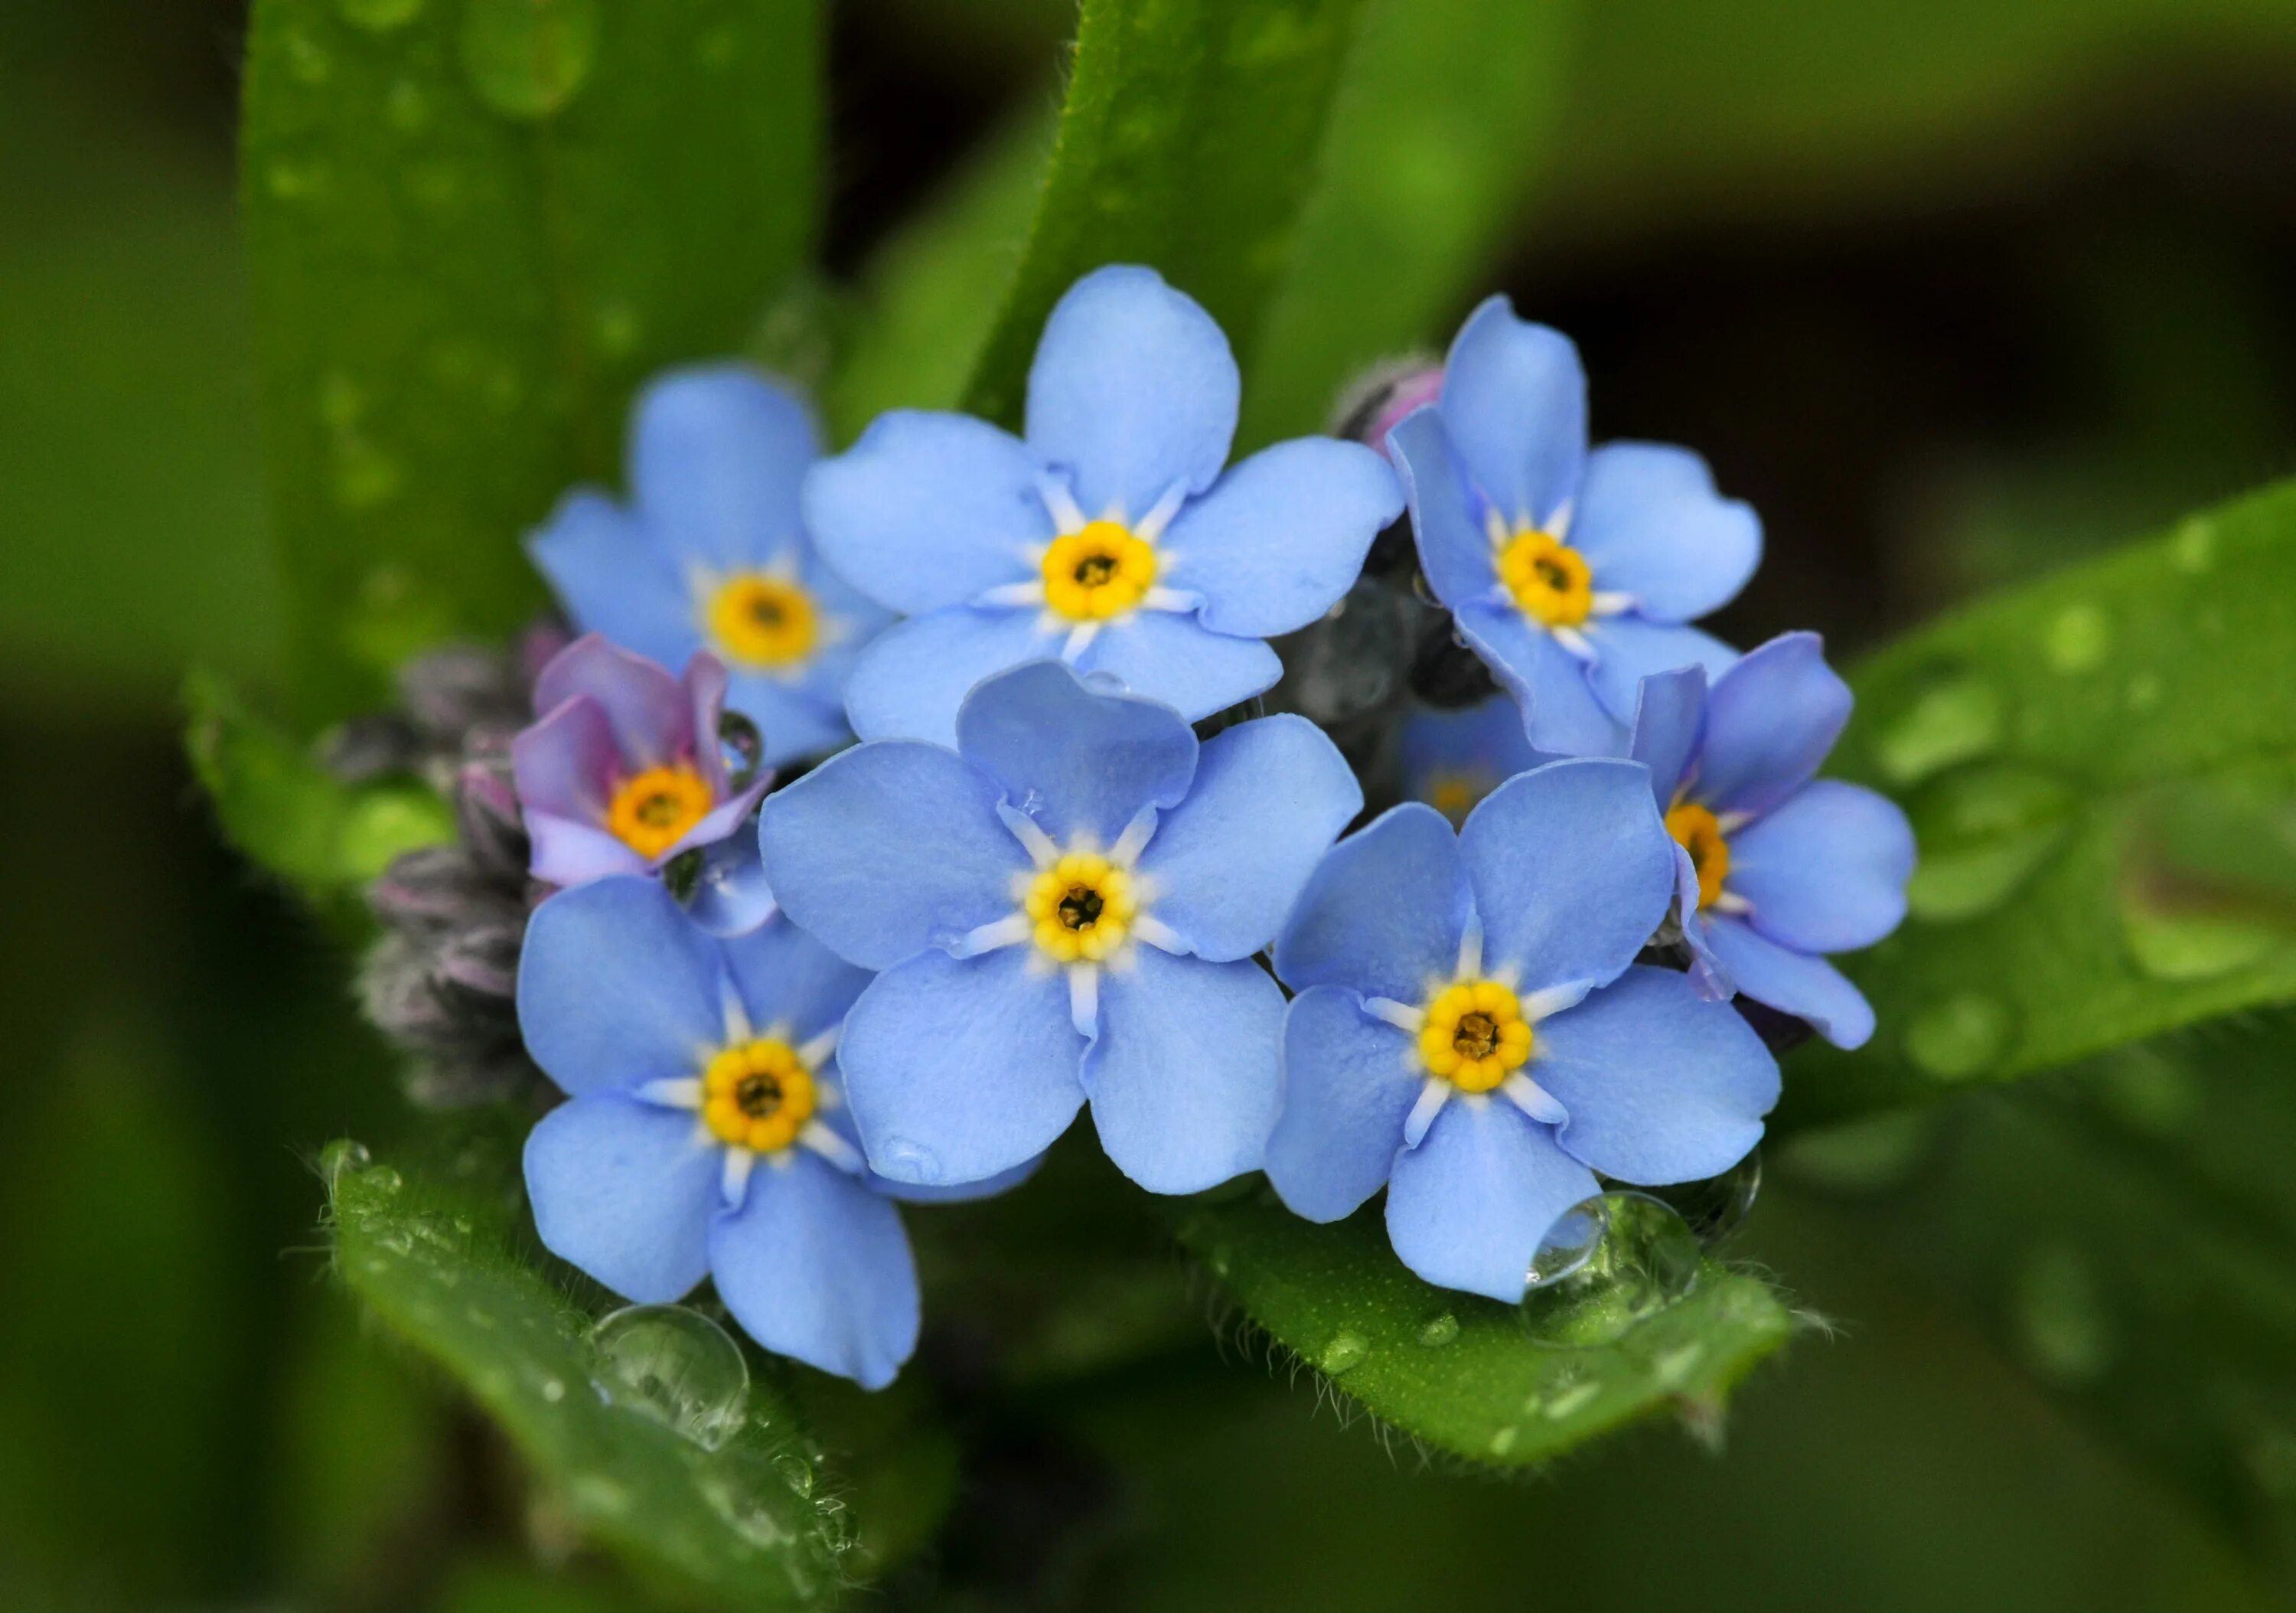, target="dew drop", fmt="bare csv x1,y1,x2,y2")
1522,1193,1699,1348
1903,991,2014,1081
2010,1244,2112,1385
1543,1380,1602,1419
566,1471,632,1517
1874,670,2004,786
1904,765,2076,923
1319,1331,1368,1375
1206,1244,1233,1279
1487,1425,1518,1457
2120,896,2278,981
318,1138,372,1184
2042,602,2110,674
1648,1151,1761,1246
1650,1341,1705,1388
699,1469,796,1549
589,1303,751,1451
385,79,432,133
775,1453,815,1497
878,1138,943,1186
2171,517,2217,573
460,0,600,120
540,1377,566,1403
367,1165,405,1196
1416,1312,1460,1347
339,0,426,30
